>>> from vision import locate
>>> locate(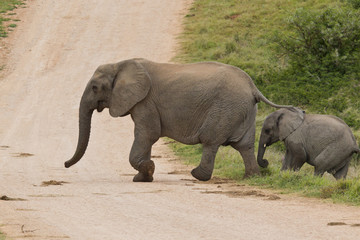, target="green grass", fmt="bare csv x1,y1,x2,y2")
0,0,24,37
171,0,360,205
175,0,345,76
0,231,6,240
